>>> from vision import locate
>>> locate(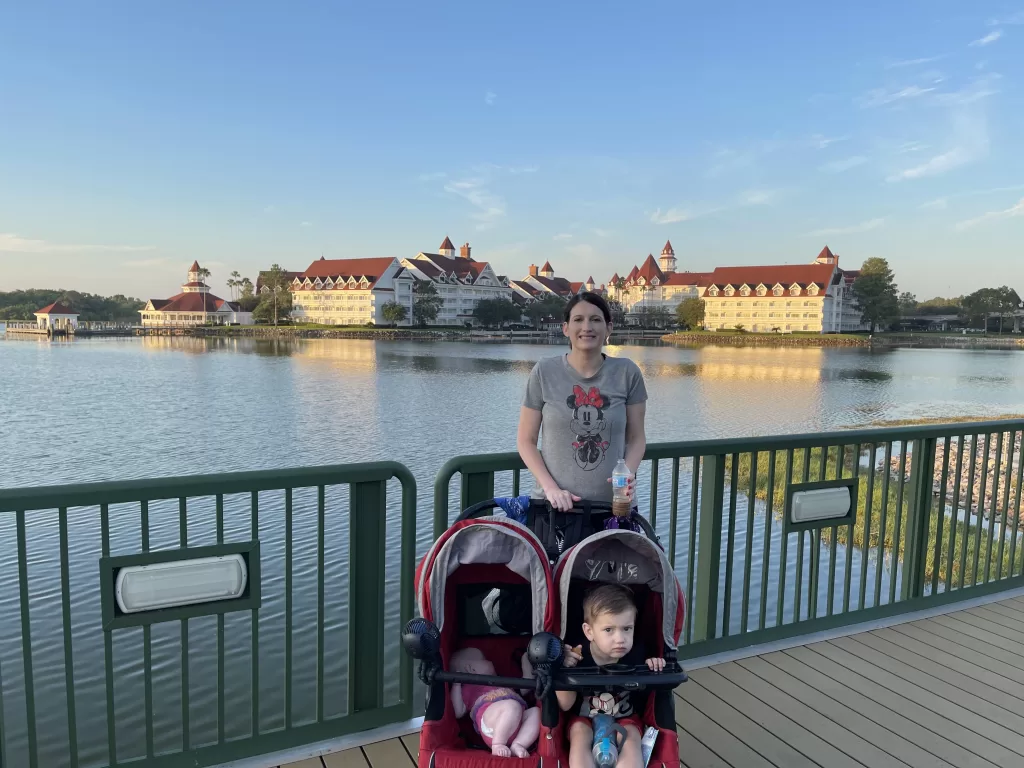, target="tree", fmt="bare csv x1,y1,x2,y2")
472,298,522,328
526,295,567,329
412,280,445,326
995,286,1021,334
918,296,961,315
607,299,626,326
675,297,705,330
381,300,408,327
228,270,242,301
196,266,212,324
255,264,292,326
898,292,918,317
961,286,1022,333
646,306,671,328
237,277,259,312
852,257,900,332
